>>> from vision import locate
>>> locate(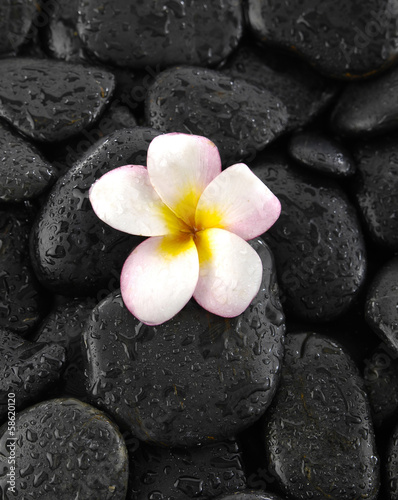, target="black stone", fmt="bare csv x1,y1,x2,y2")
331,66,398,136
77,0,243,68
0,0,37,55
0,58,115,143
30,128,161,296
0,207,47,334
365,257,398,354
146,66,289,165
83,238,285,447
223,45,339,131
128,440,246,498
32,297,97,400
363,343,398,427
246,0,398,79
252,153,367,322
0,398,128,499
353,136,398,249
0,329,65,424
386,421,398,500
288,131,356,178
0,121,56,202
264,333,380,500
218,493,285,500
